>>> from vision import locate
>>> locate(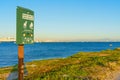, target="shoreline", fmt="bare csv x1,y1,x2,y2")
0,48,120,79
